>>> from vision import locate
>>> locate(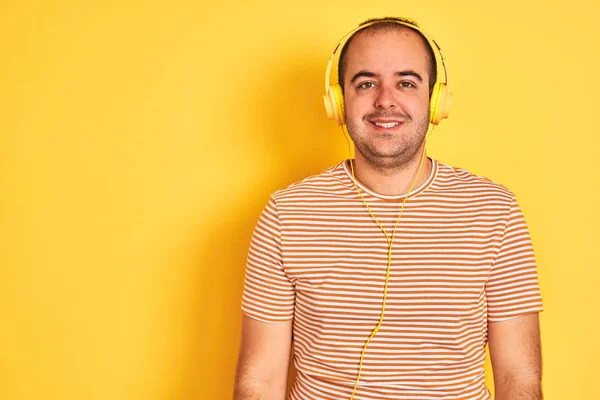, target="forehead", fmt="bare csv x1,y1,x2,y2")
344,28,430,76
